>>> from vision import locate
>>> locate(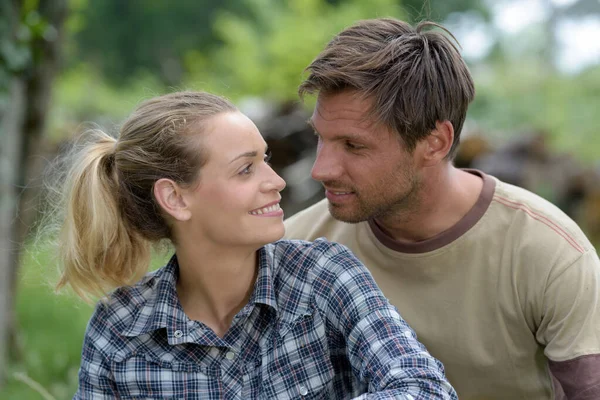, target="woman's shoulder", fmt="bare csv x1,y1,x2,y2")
89,267,165,332
266,238,361,279
270,237,351,254
260,239,360,320
269,237,348,259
